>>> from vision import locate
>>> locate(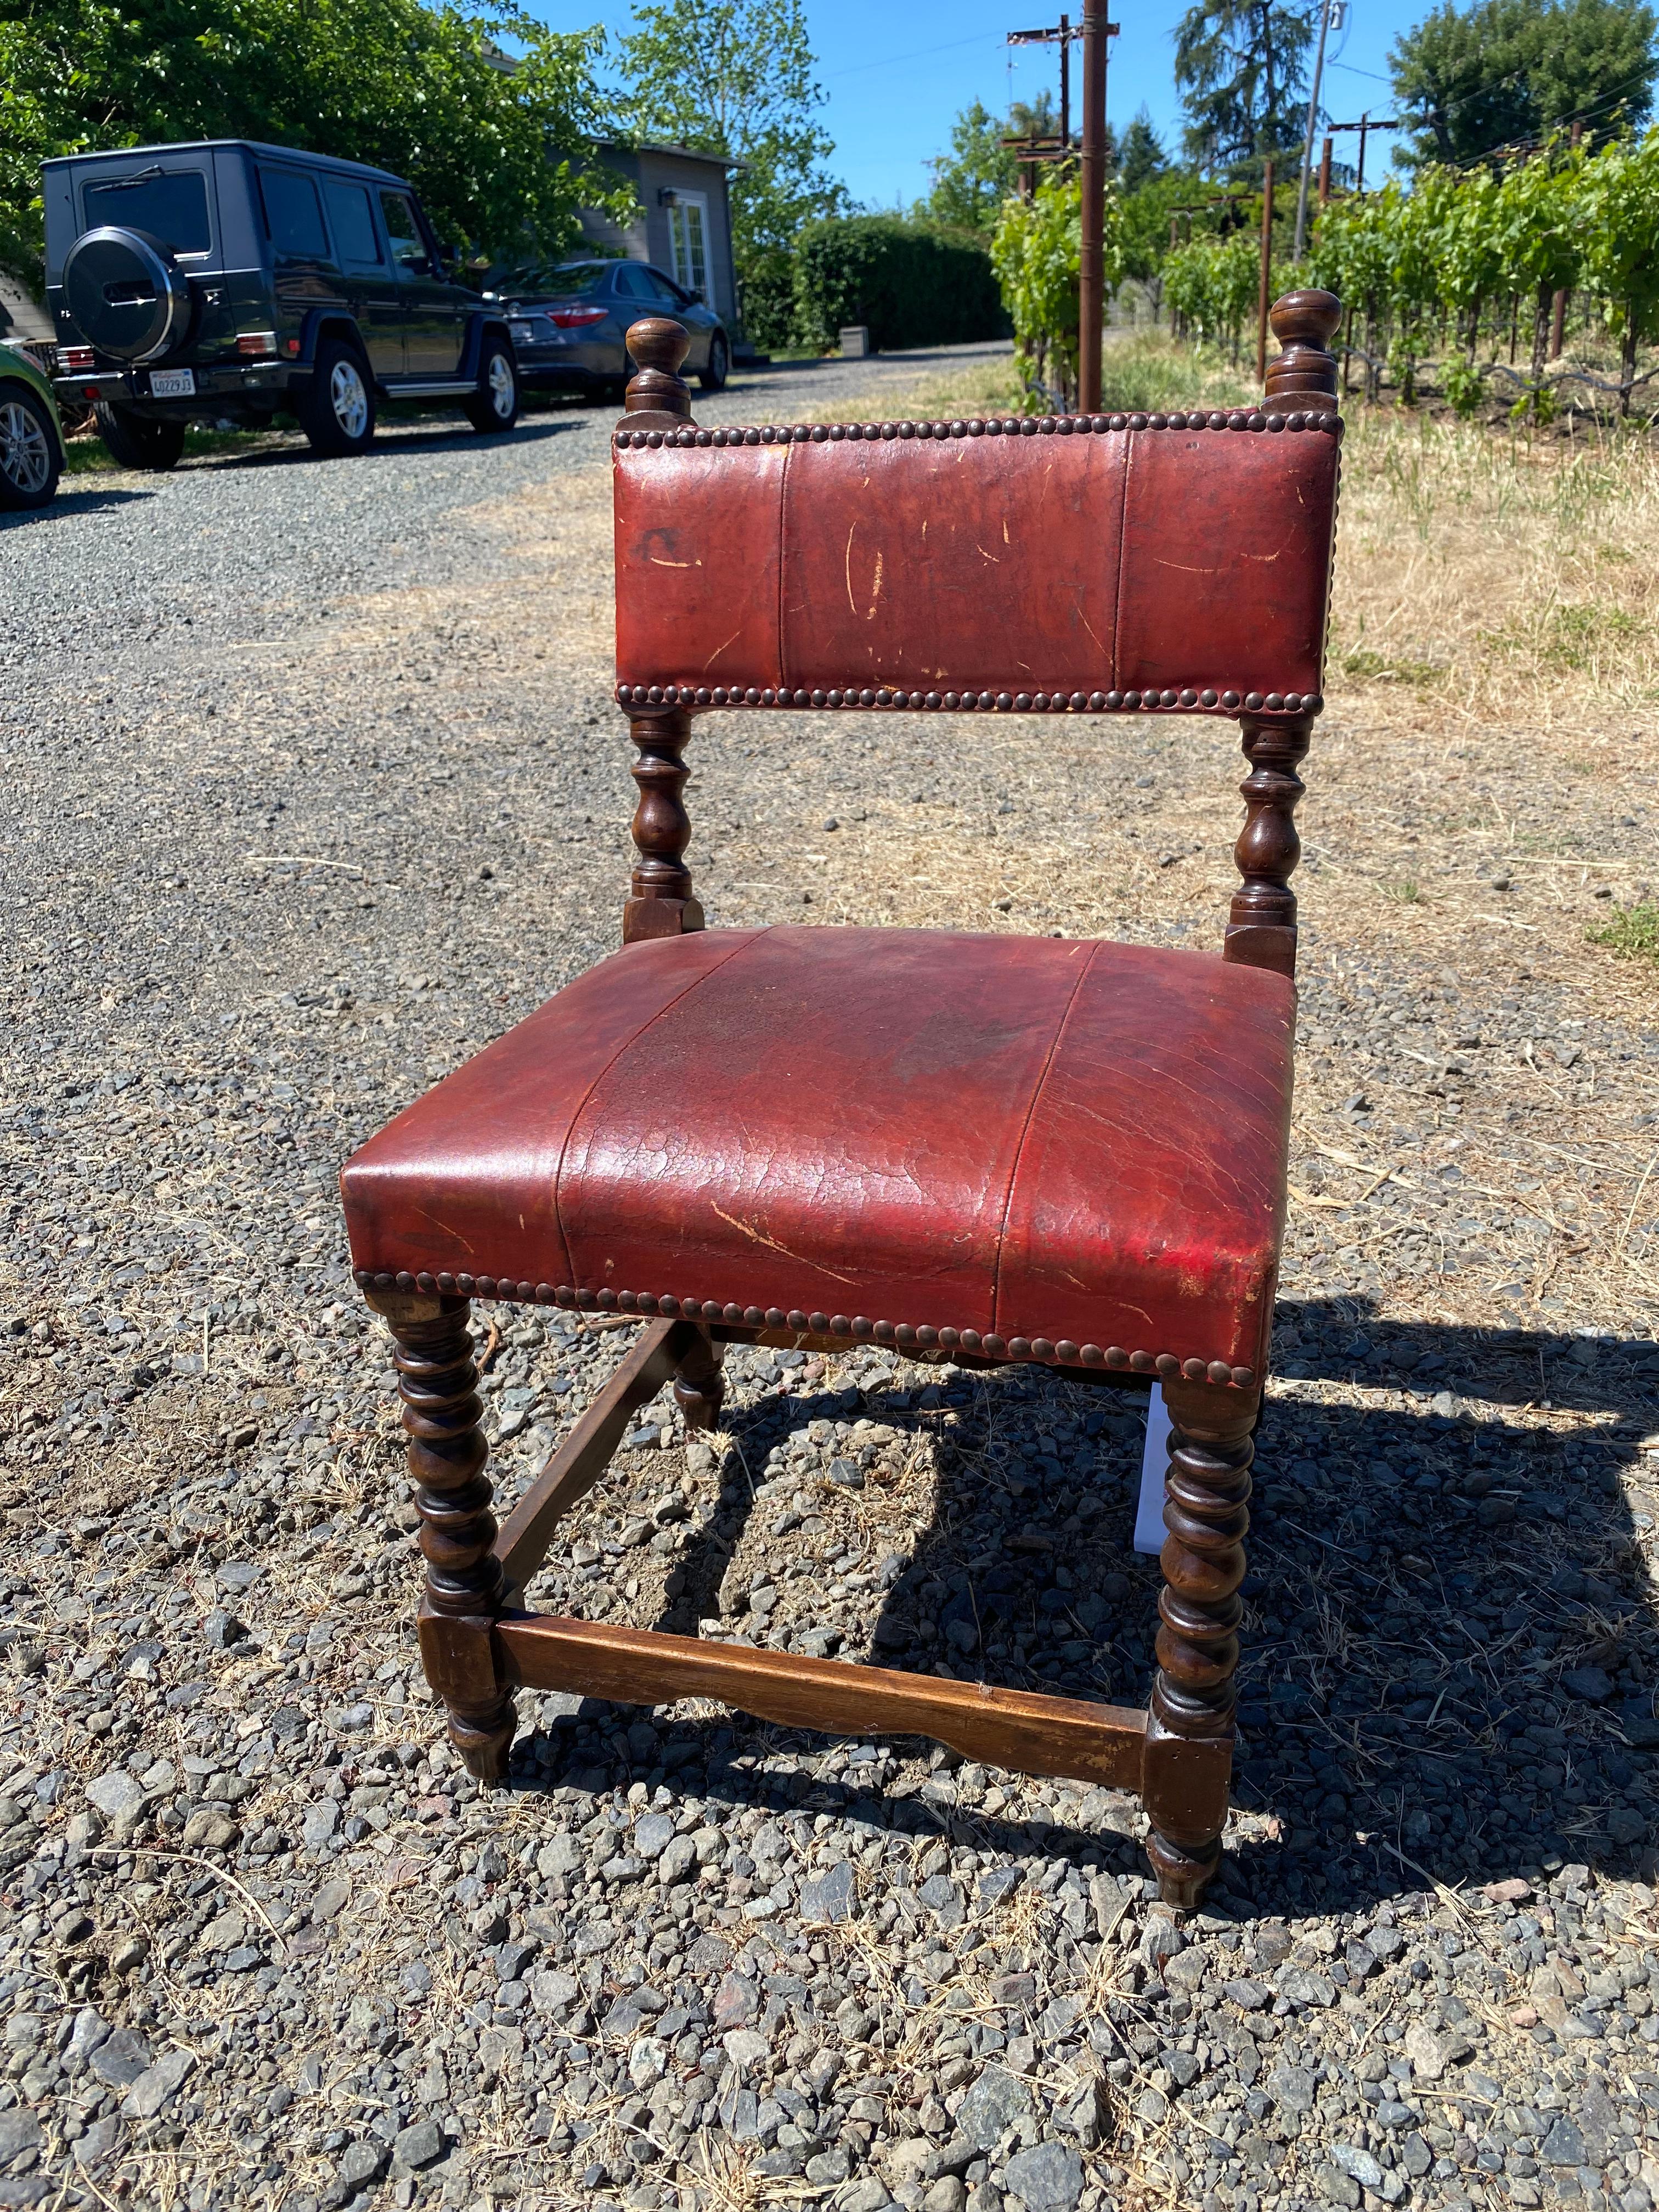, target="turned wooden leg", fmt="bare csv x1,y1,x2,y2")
673,1325,725,1432
1142,1379,1257,1909
365,1289,516,1780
